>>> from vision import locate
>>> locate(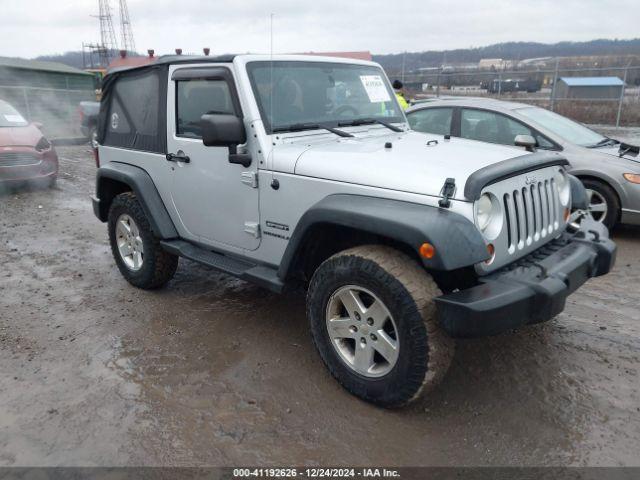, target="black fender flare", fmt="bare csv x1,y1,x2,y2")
568,174,588,210
278,194,489,279
94,162,178,239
